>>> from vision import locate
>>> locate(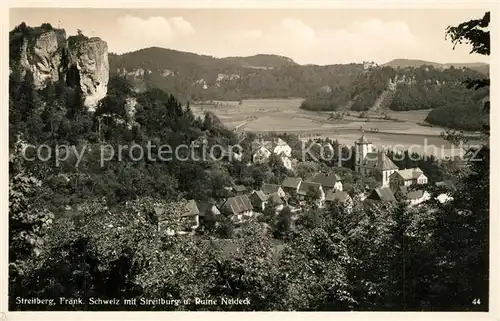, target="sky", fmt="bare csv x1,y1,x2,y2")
9,8,490,65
